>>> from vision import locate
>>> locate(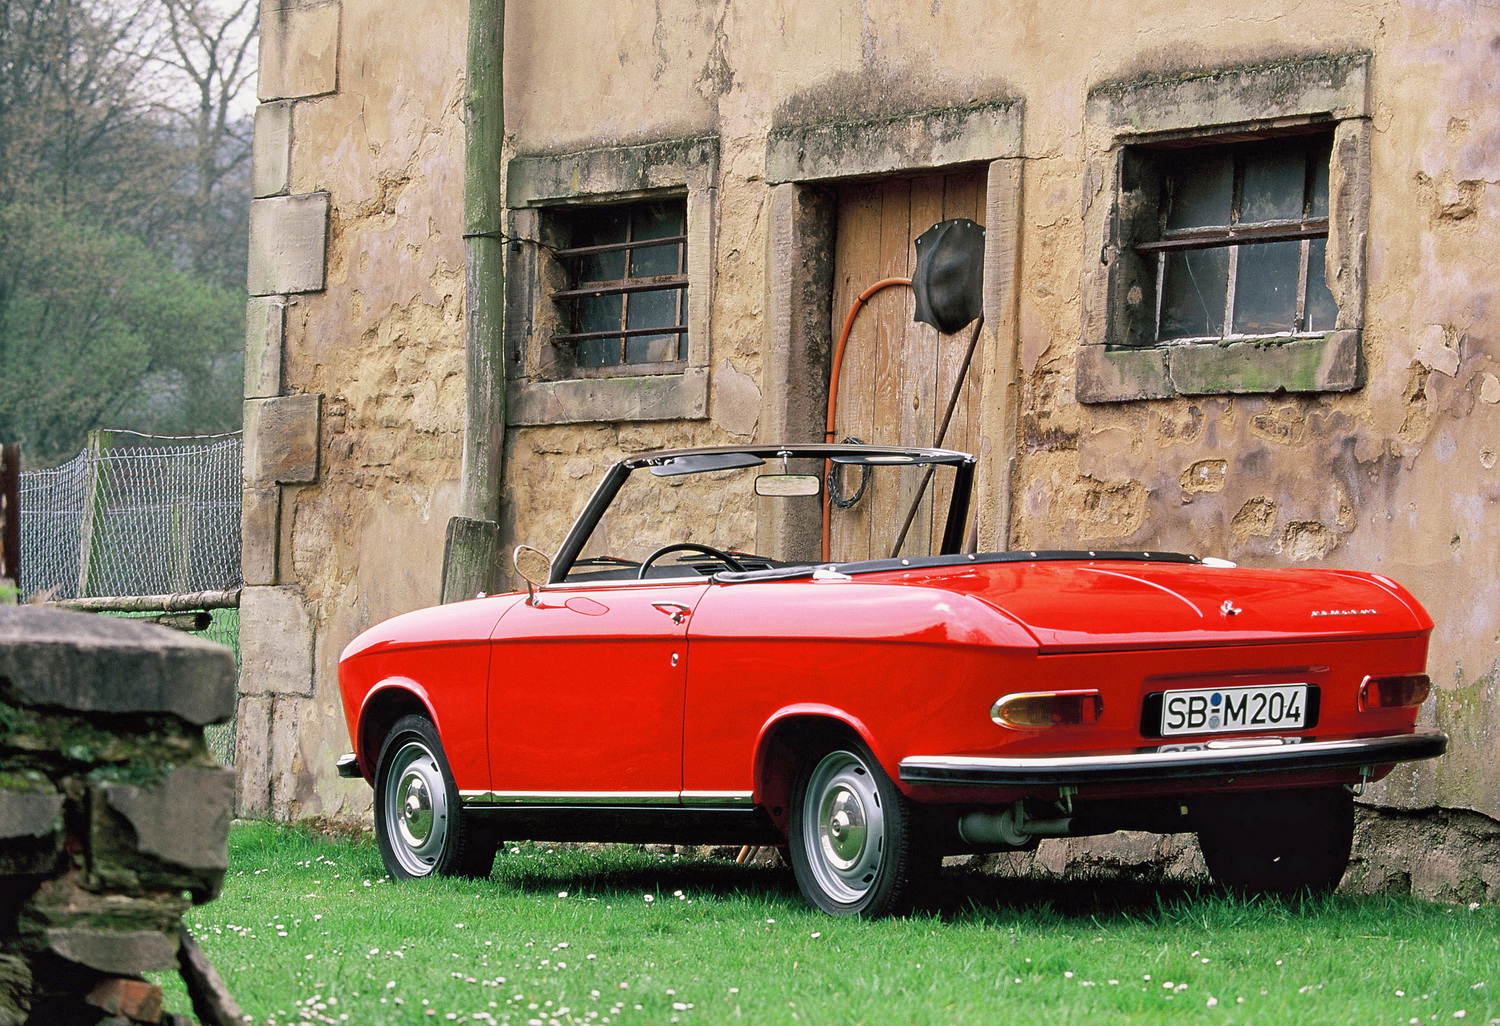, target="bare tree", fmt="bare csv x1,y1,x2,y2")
0,0,161,212
150,0,257,284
